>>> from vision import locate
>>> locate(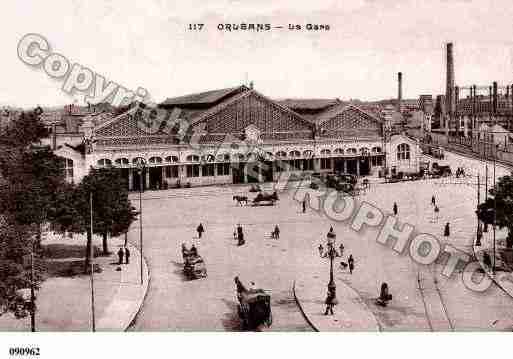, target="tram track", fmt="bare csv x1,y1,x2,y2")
416,265,454,331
